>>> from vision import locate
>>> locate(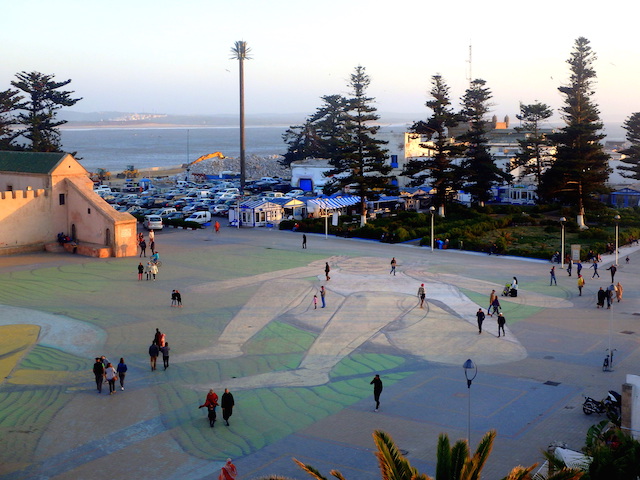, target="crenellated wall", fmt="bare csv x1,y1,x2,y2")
0,189,55,252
